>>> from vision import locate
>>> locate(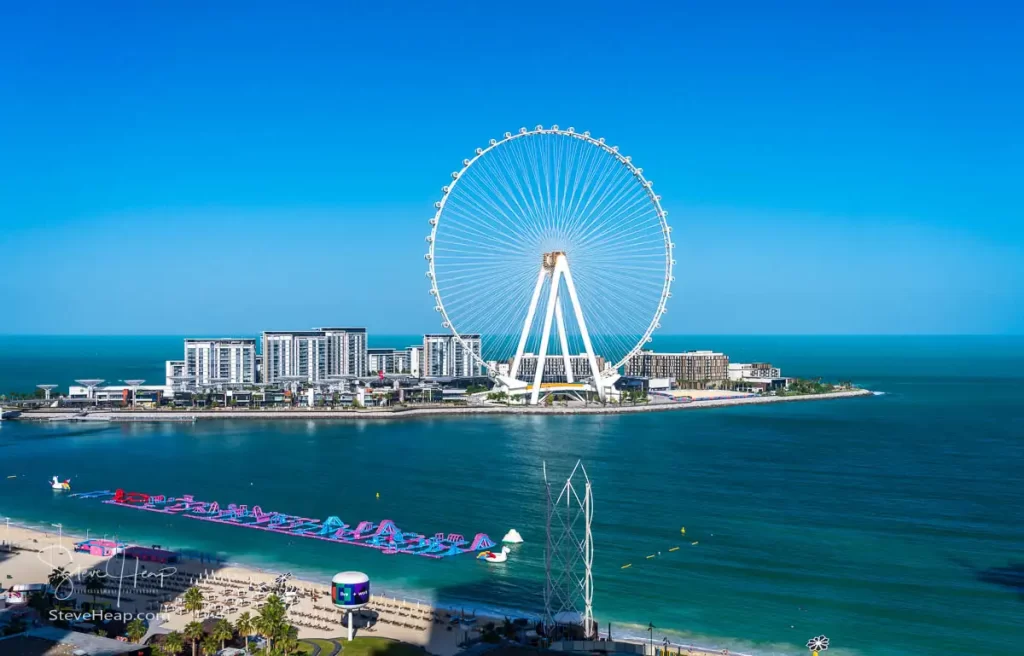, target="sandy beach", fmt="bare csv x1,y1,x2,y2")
1,524,749,656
